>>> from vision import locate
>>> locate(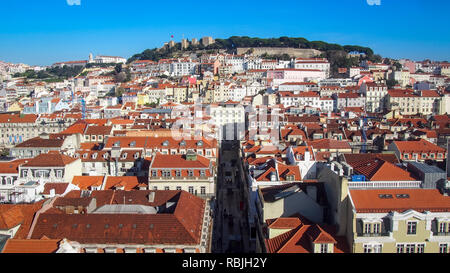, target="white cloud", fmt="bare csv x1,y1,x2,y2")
67,0,81,6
